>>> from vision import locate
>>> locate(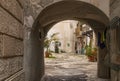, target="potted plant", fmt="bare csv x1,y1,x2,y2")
85,45,97,62
44,37,51,57
44,33,59,57
85,45,93,61
91,47,97,61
